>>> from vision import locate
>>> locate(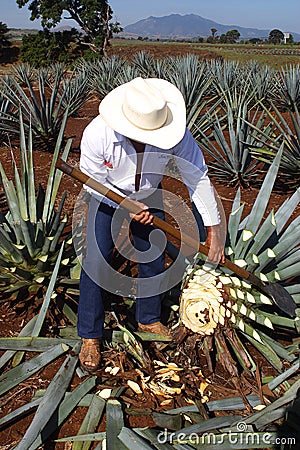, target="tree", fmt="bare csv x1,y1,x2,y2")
219,33,227,43
0,21,11,49
269,29,284,44
16,0,122,55
249,38,263,45
225,29,240,43
210,27,217,42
